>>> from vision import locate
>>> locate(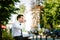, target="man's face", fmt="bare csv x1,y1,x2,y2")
18,16,25,23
